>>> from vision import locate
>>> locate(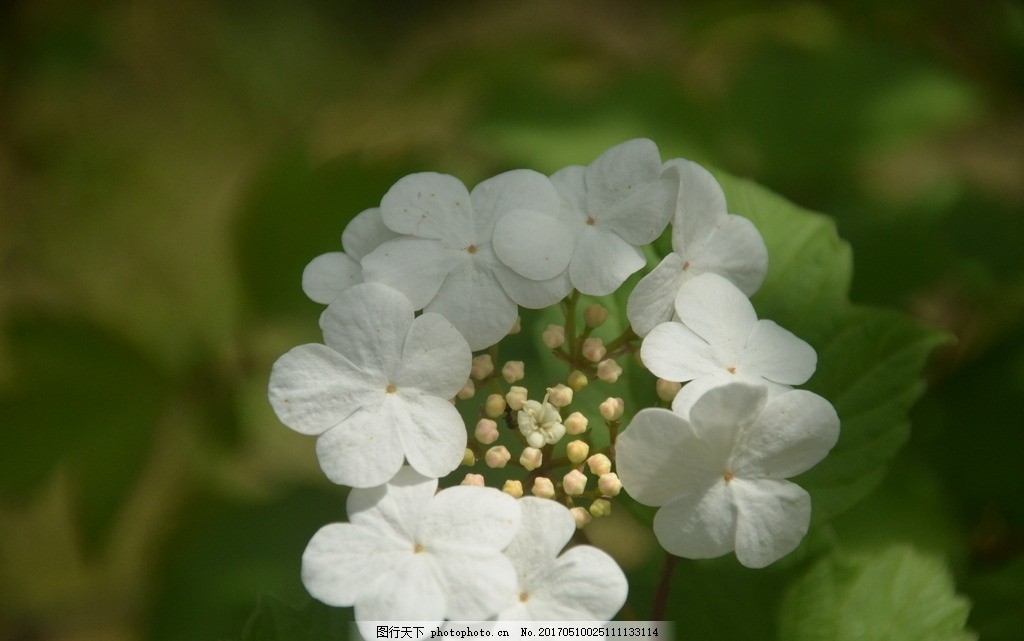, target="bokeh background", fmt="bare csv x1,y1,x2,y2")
1,1,1022,639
